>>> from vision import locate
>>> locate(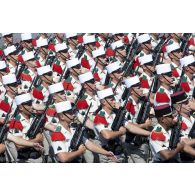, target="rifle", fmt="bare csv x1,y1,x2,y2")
180,33,192,57
174,67,185,92
189,121,195,139
75,45,85,59
0,102,13,143
111,91,130,131
136,78,155,124
169,113,181,149
69,103,92,151
26,95,53,139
